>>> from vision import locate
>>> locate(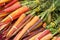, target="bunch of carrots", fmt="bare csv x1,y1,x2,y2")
0,0,60,40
